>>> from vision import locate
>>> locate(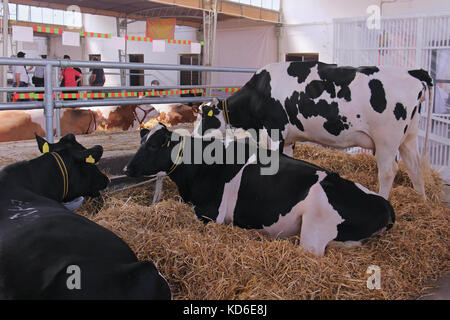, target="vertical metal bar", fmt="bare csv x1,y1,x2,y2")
2,0,9,102
54,67,61,137
44,62,54,142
